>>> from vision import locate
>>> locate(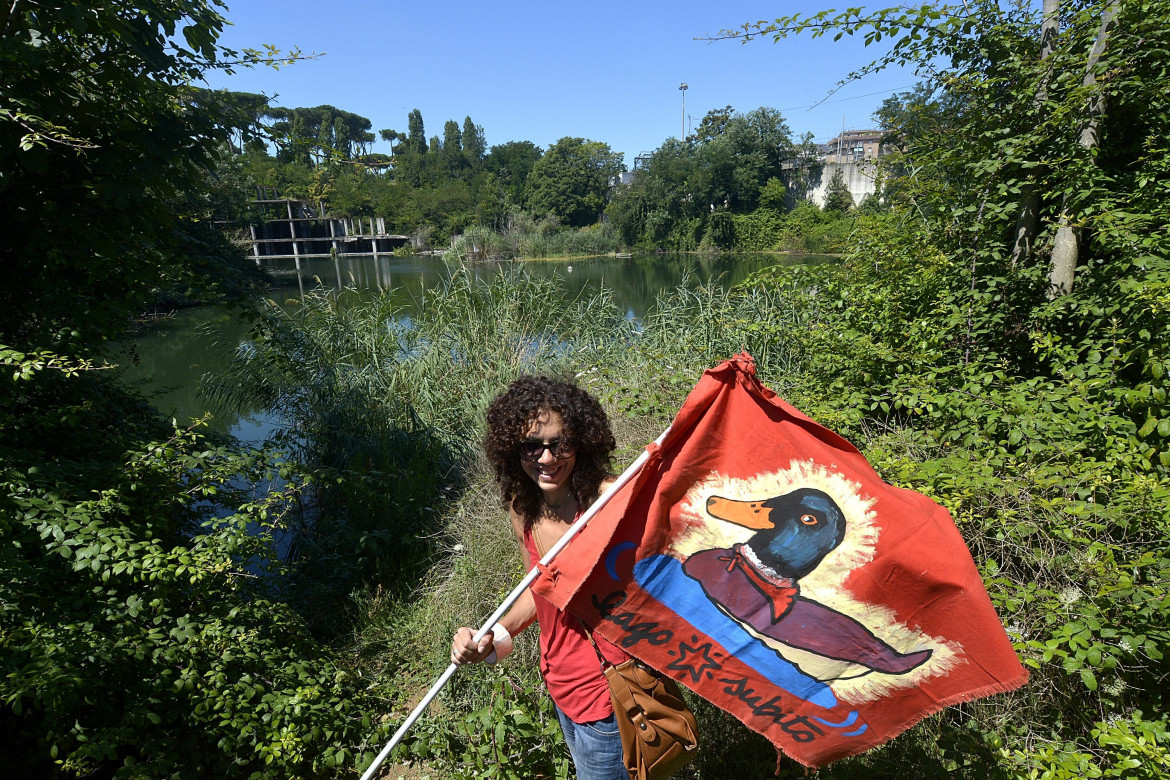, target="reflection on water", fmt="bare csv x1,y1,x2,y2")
118,252,833,441
115,307,256,434
265,251,831,319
